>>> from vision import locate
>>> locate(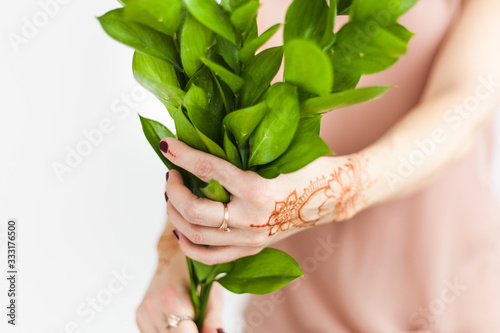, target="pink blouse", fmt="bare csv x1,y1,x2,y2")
245,0,500,331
